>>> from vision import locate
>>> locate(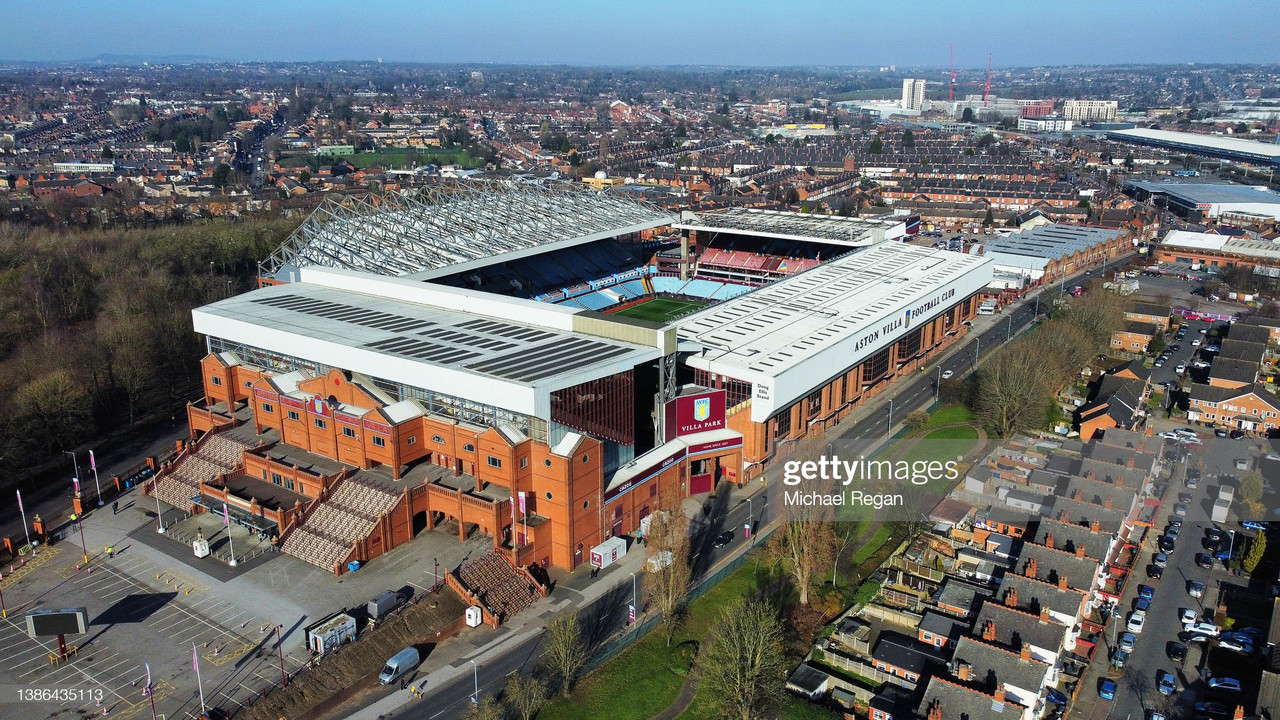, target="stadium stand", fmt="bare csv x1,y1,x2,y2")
280,474,401,571
457,551,540,620
153,430,252,511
